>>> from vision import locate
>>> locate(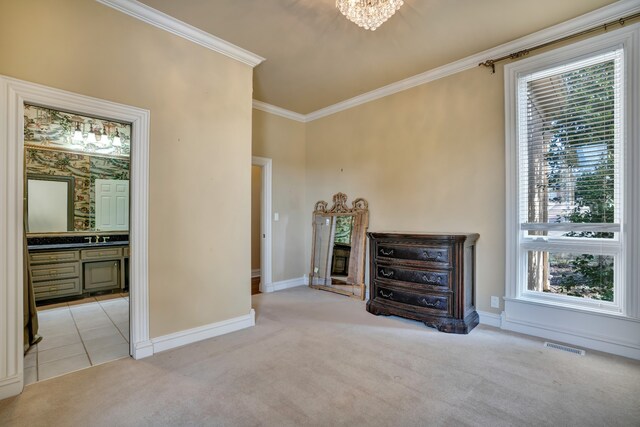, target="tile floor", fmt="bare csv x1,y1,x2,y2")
24,293,130,385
